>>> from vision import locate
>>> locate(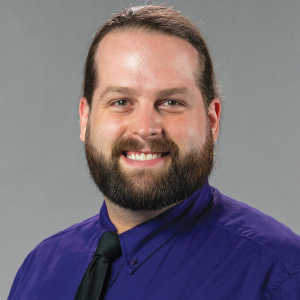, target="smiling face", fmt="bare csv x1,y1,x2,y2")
79,29,221,210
